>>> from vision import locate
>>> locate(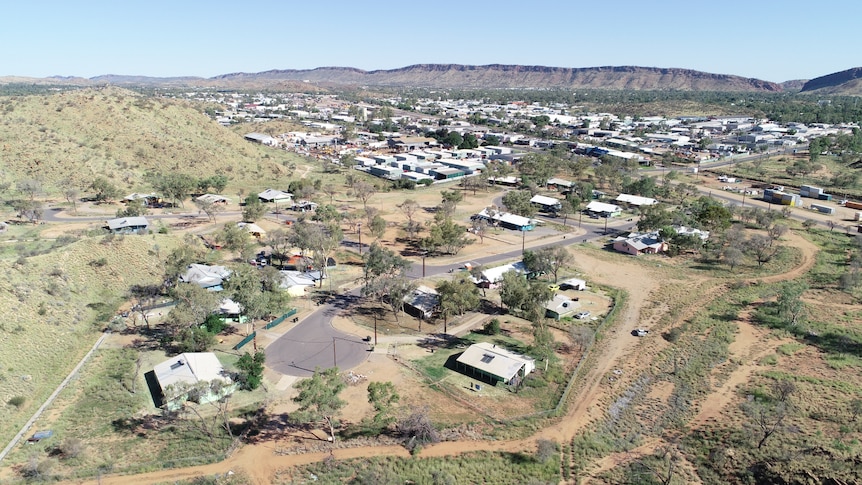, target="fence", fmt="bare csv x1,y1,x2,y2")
264,308,297,330
233,332,256,351
234,309,298,350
